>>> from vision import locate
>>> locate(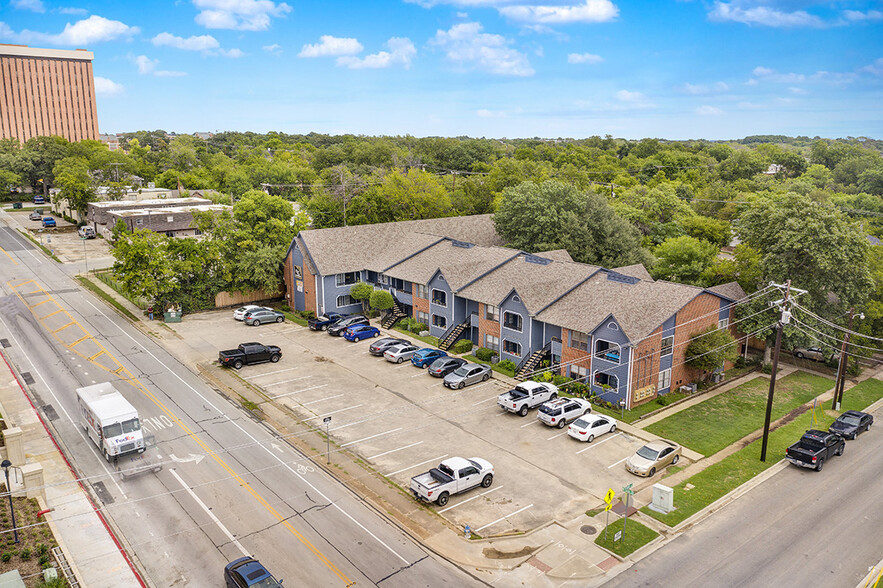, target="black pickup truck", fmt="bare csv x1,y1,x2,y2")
218,342,282,369
308,312,343,331
785,430,845,471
